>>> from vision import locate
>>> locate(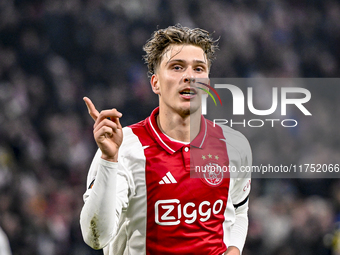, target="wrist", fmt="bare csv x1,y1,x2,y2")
101,155,118,162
